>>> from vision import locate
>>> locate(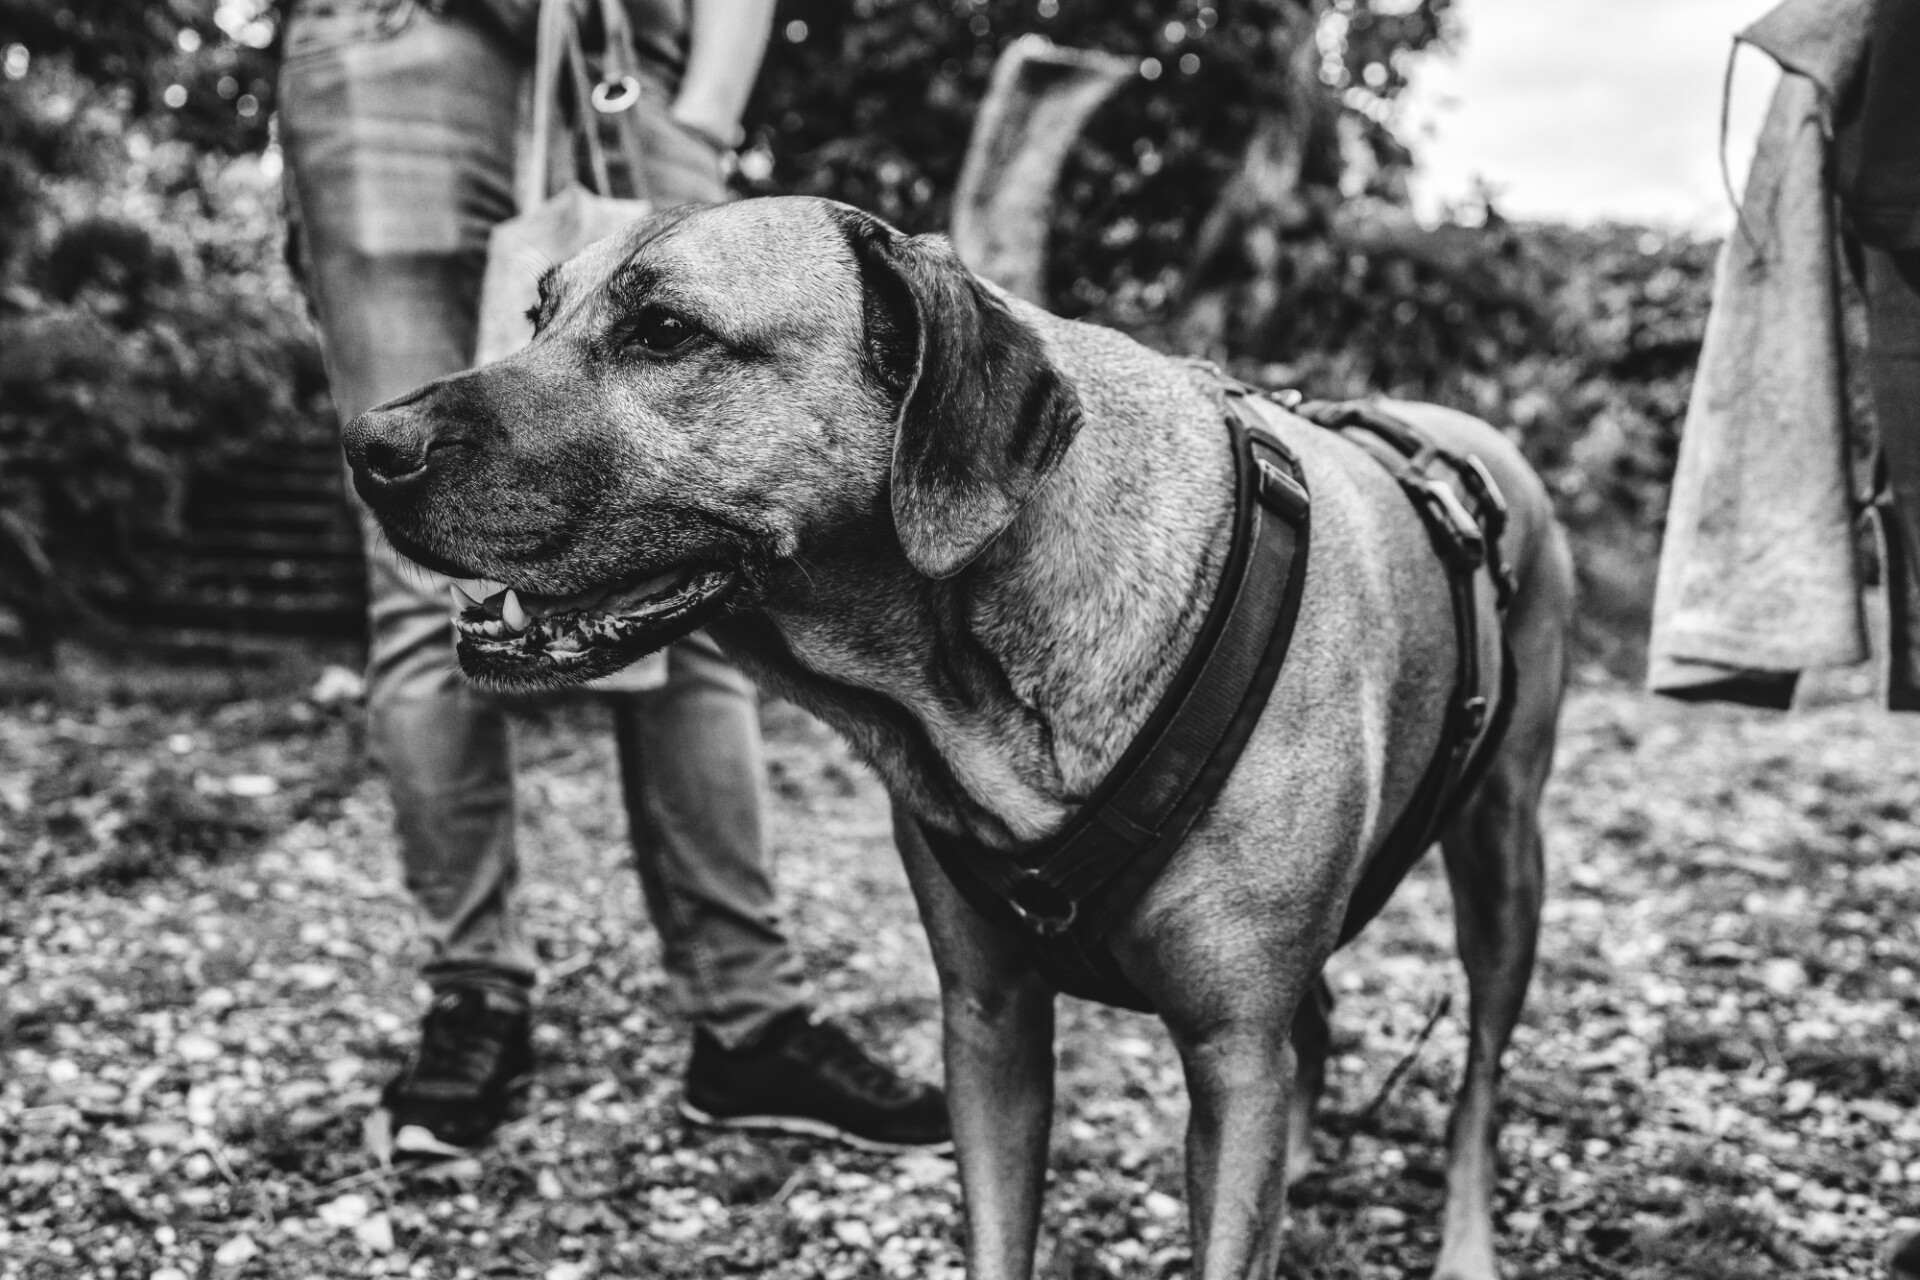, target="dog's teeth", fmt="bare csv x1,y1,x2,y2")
452,582,484,609
501,589,529,632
